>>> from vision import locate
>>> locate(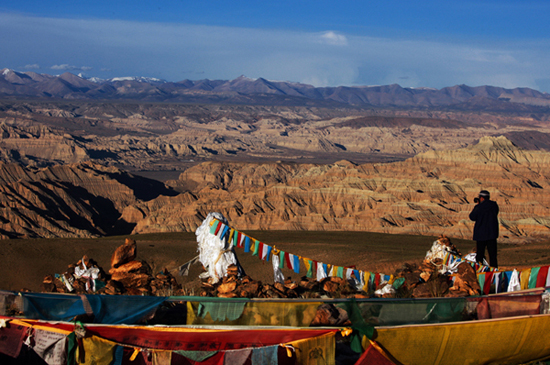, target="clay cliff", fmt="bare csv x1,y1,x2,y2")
2,101,550,172
125,136,550,243
0,162,176,239
2,136,550,243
